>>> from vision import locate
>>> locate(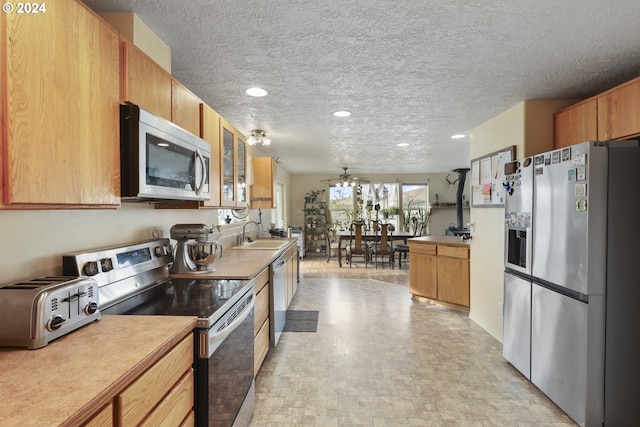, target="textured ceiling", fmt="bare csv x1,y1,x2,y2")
84,0,640,177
